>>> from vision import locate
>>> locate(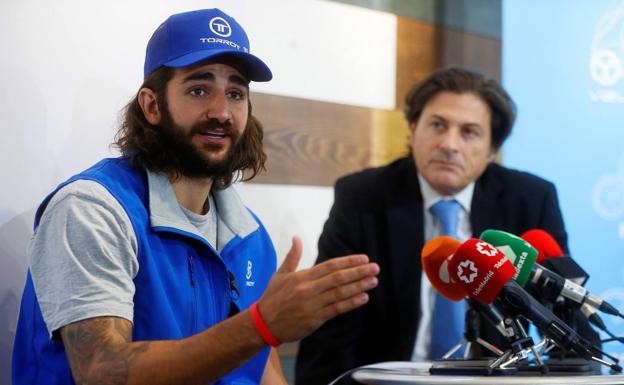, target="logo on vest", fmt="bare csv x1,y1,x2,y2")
246,260,255,287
